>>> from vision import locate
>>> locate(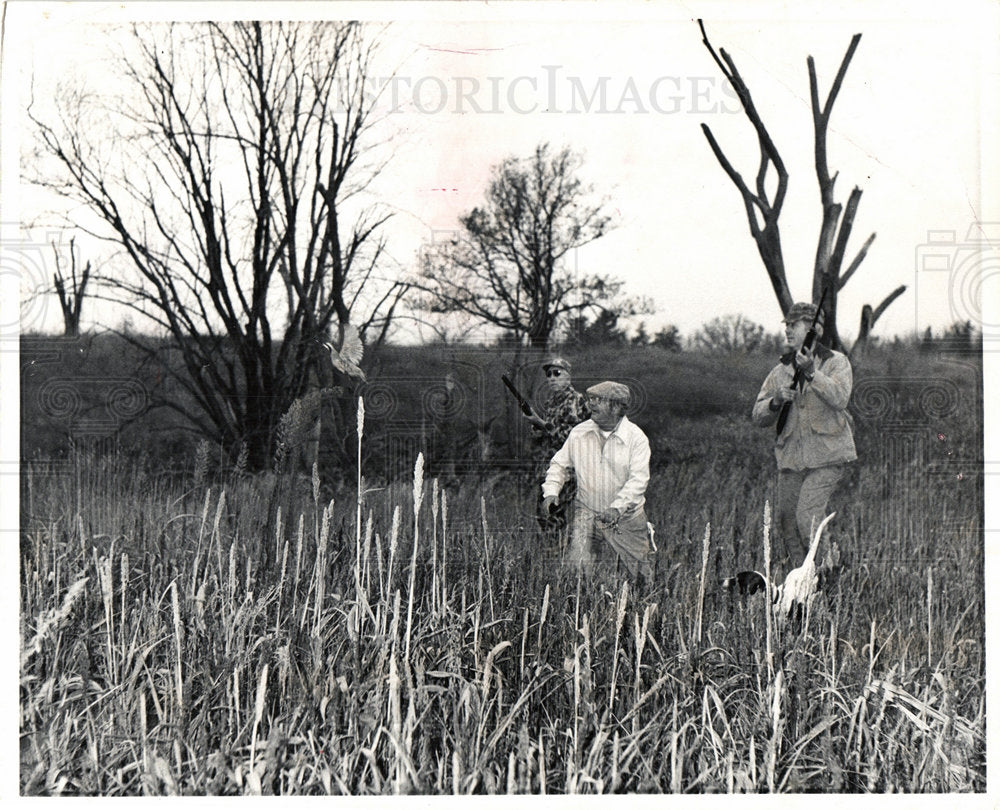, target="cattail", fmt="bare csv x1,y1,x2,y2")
537,583,550,656
405,453,424,661
387,505,400,595
482,640,512,704
412,452,424,519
